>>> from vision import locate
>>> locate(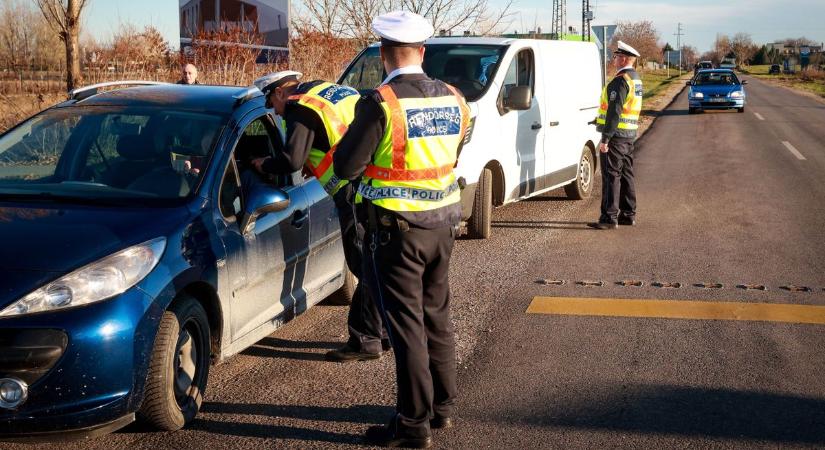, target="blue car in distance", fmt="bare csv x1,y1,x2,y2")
0,82,353,440
687,69,747,114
